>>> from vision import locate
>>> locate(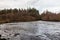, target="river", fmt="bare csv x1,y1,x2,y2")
0,21,60,40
